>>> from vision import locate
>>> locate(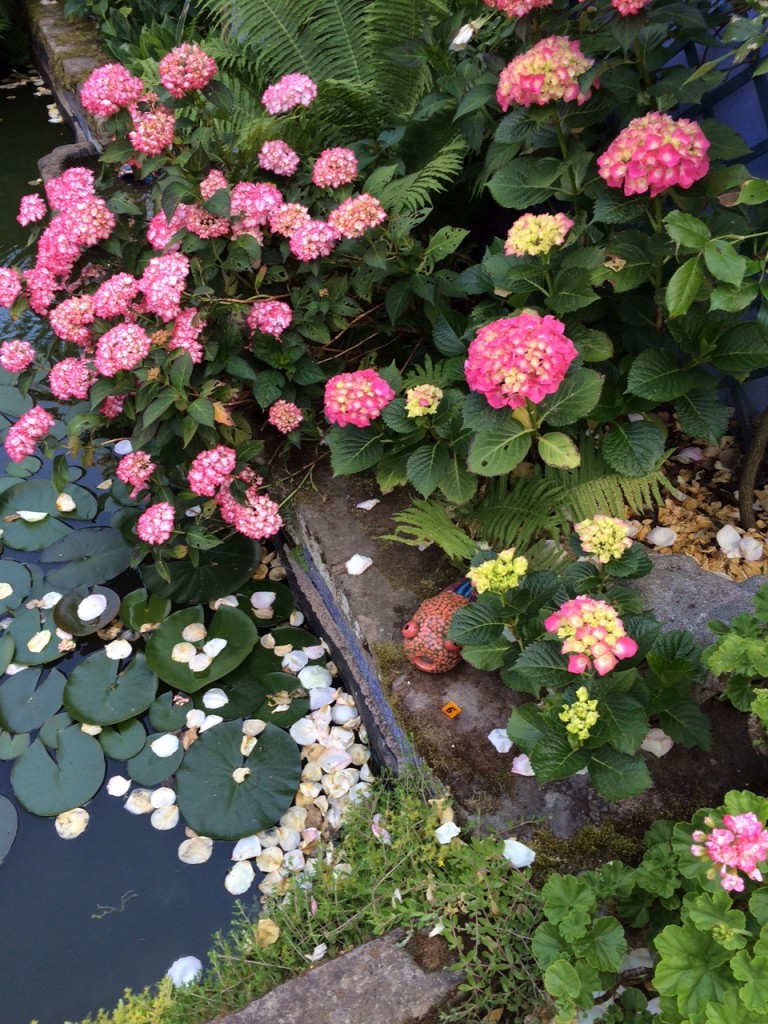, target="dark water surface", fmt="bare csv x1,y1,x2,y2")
0,75,244,1024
